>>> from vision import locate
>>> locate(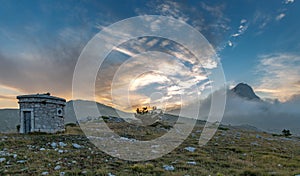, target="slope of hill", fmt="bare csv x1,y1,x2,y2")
65,100,132,123
0,121,299,175
0,100,133,133
0,109,19,133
